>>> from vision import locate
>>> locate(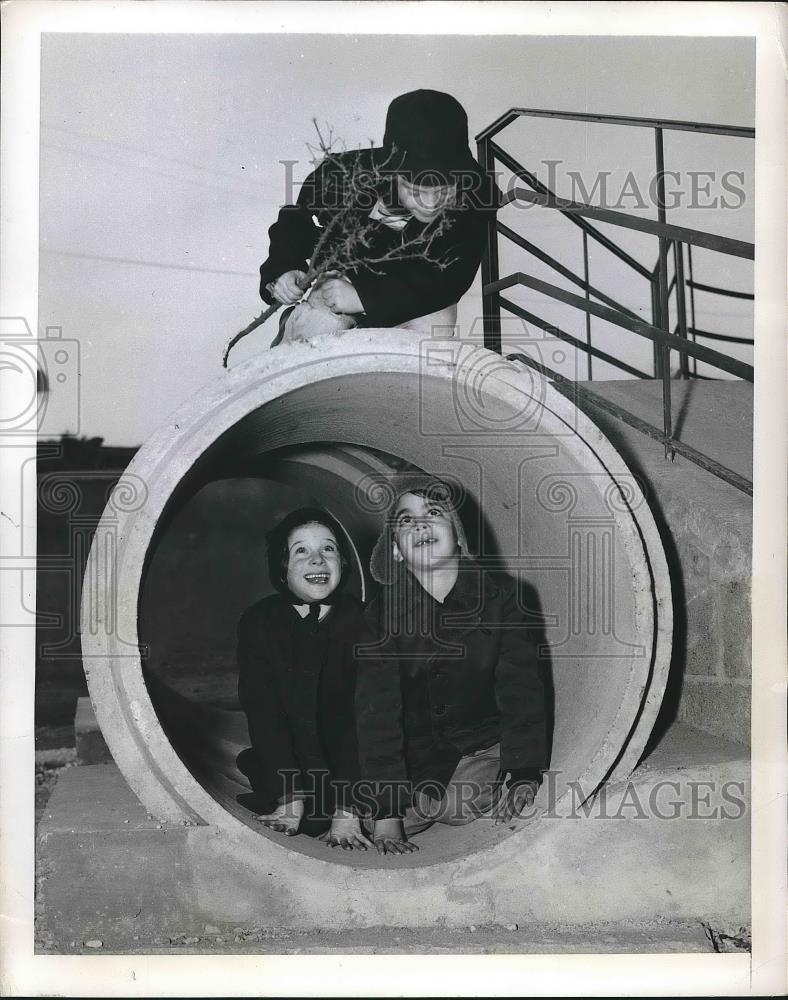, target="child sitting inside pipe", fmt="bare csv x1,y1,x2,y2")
236,508,372,850
355,475,549,856
259,89,501,344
